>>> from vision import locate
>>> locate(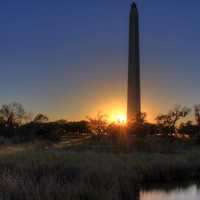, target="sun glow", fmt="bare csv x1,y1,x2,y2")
114,114,127,124
91,99,127,124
